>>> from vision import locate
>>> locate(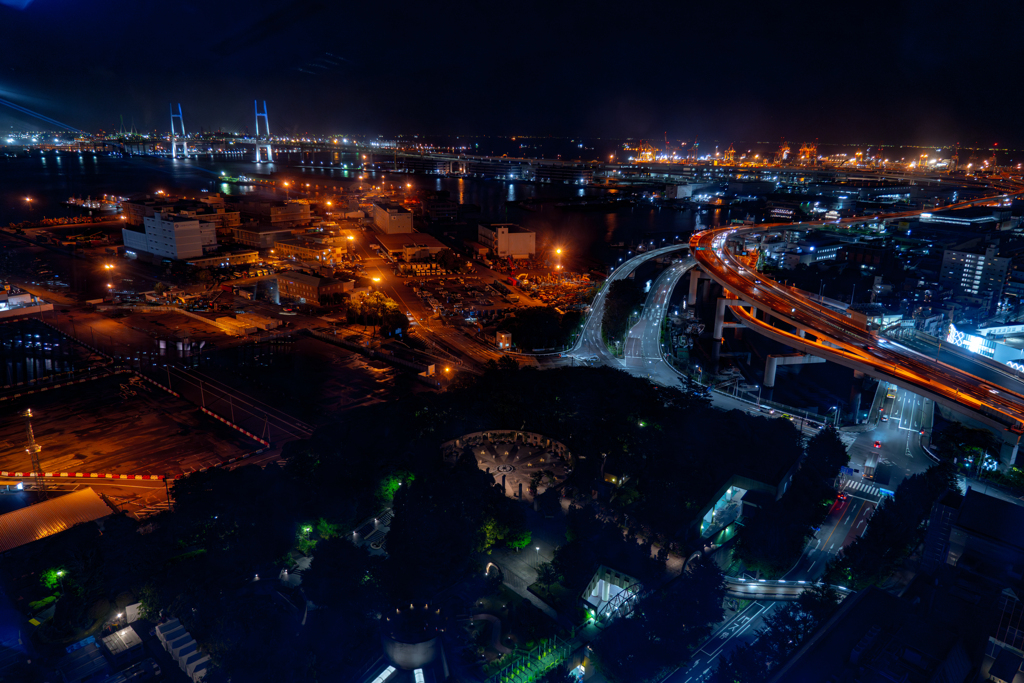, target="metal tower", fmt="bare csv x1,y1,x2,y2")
170,103,189,158
22,409,45,494
798,141,817,165
774,139,790,165
254,100,273,163
723,143,736,164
